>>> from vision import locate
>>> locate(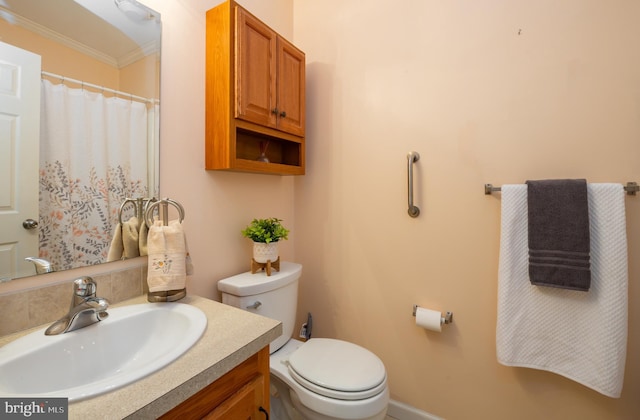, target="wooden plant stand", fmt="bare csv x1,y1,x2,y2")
251,257,280,276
